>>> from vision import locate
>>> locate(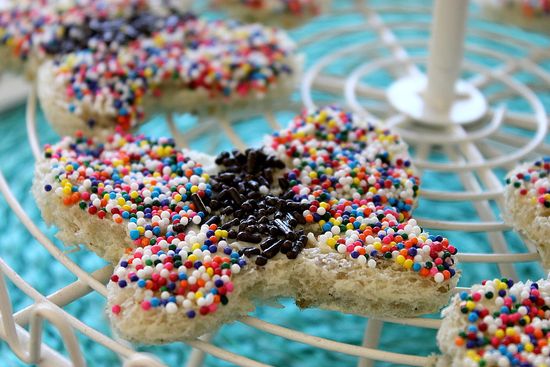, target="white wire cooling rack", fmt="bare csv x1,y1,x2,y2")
1,0,550,366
